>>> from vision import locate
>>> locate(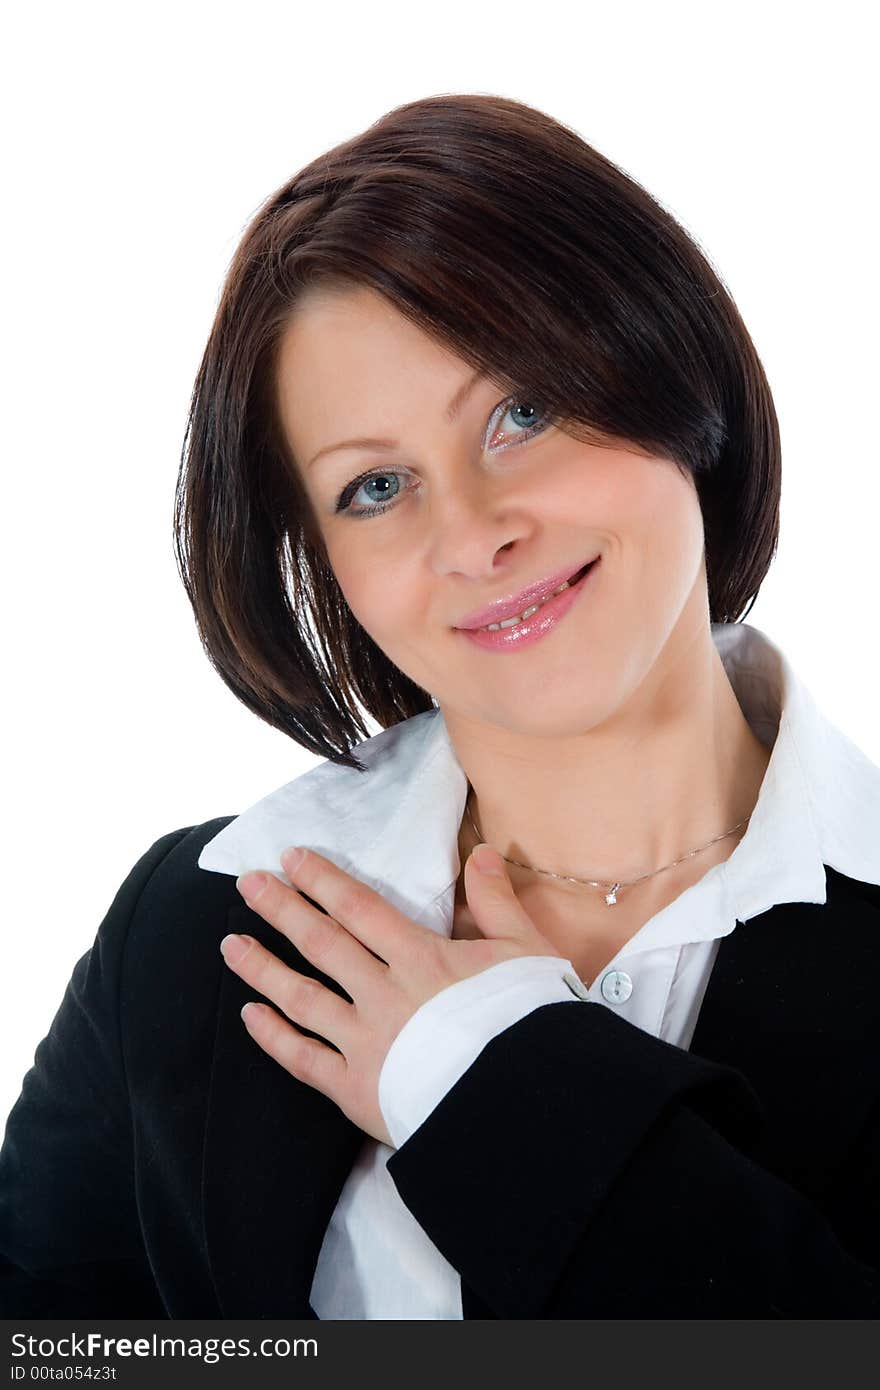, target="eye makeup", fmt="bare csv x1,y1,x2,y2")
332,395,551,520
